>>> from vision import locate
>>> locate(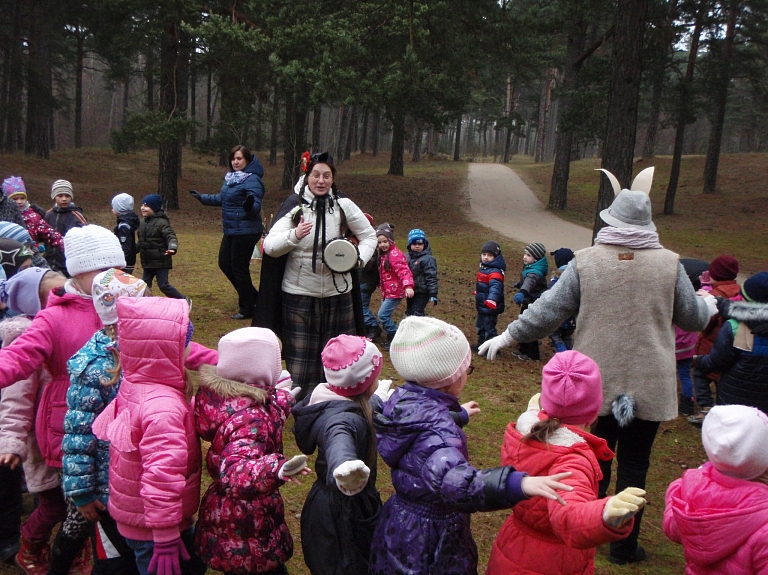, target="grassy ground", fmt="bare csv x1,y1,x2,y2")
1,149,765,575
